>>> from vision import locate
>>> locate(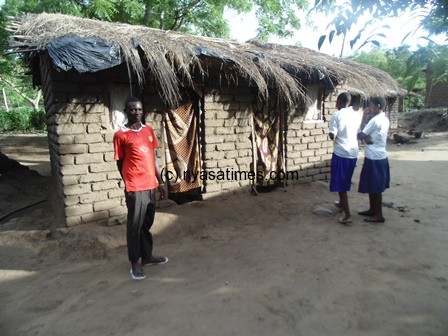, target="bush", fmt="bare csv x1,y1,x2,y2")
0,107,46,132
404,92,425,112
30,109,46,130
